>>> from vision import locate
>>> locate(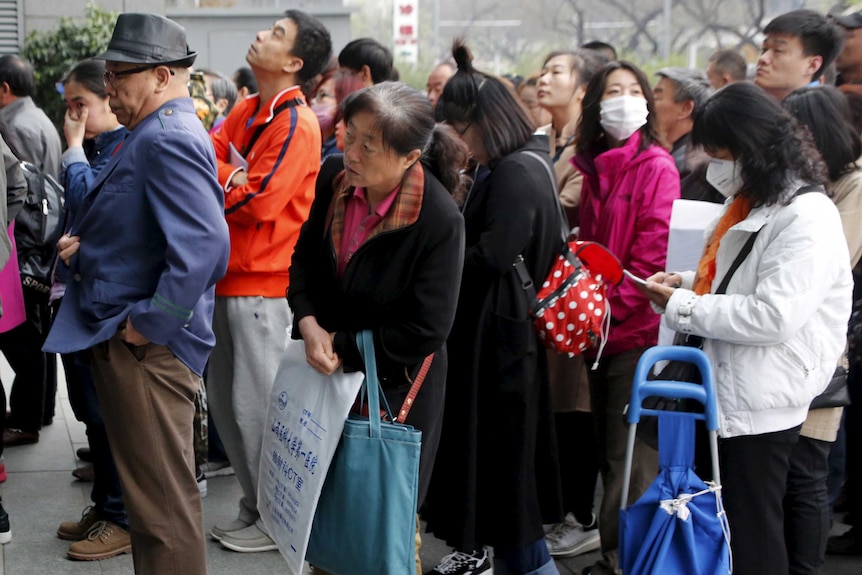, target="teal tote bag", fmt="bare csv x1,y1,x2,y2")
305,330,422,575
